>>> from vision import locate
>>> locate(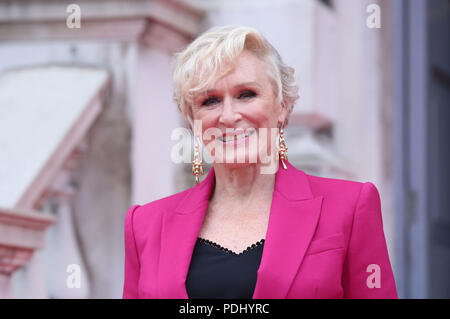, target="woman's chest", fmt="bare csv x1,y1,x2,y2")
197,205,271,254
